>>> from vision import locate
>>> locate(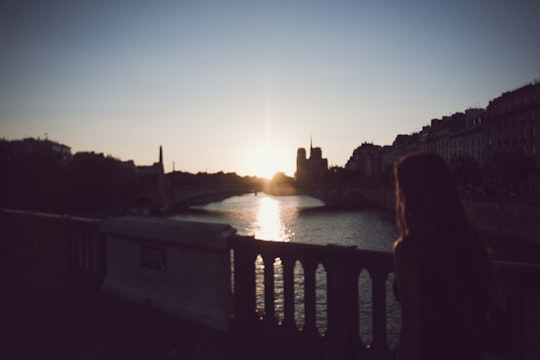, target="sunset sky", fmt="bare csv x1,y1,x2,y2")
1,0,539,178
